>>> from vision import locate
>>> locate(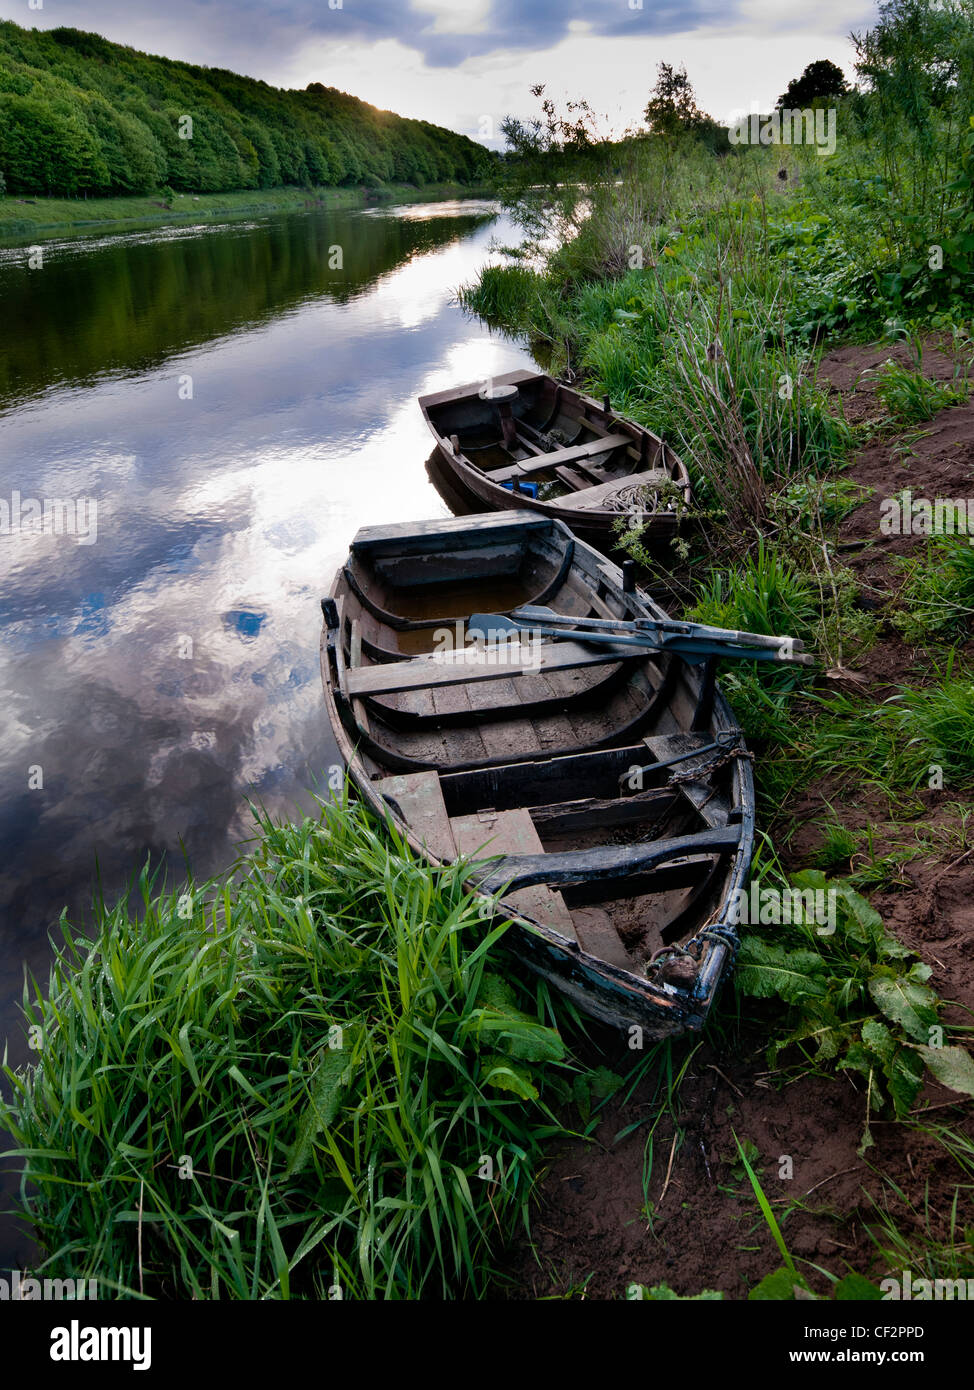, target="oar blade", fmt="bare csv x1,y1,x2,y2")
467,612,522,643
